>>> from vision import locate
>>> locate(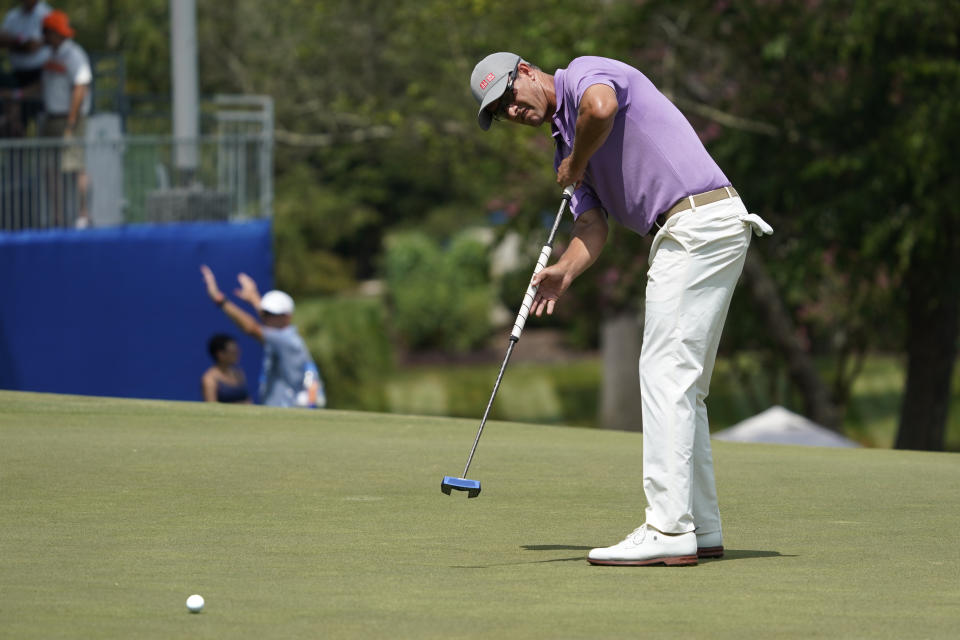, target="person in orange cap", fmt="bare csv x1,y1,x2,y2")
40,9,90,226
0,7,90,227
